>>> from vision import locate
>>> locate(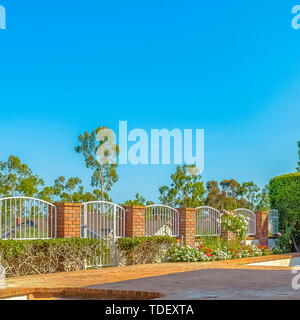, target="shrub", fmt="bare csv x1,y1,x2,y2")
197,236,241,252
168,243,273,263
118,236,176,265
0,238,109,278
269,173,300,251
221,211,249,239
